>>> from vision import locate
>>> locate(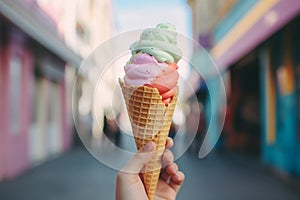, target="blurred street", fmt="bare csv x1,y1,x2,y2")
0,143,300,200
1,0,300,199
